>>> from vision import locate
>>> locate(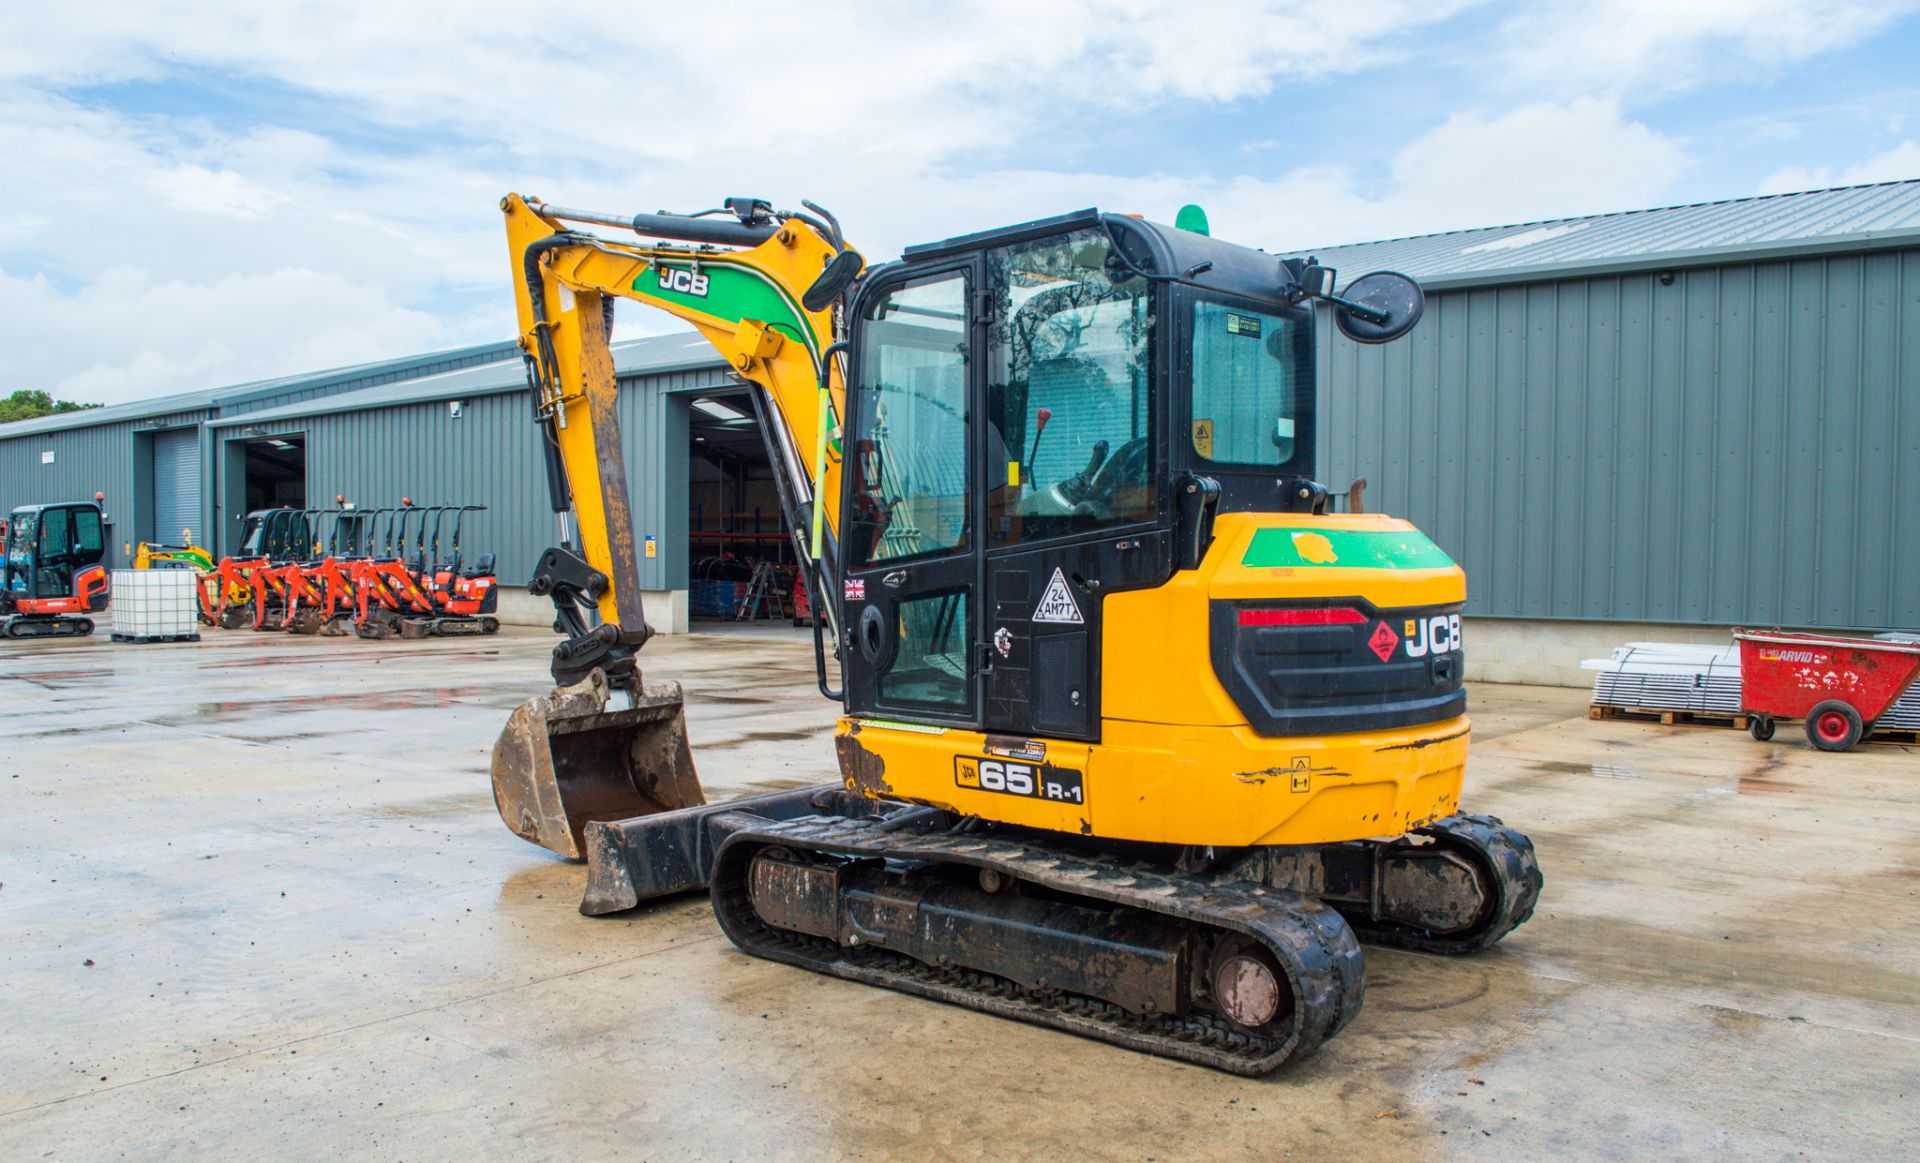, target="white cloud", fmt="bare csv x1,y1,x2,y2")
1374,98,1689,236
797,98,1687,262
0,2,1480,163
0,2,1497,401
1,1,1892,404
0,266,449,403
1758,140,1920,195
1495,0,1920,100
0,79,1693,405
